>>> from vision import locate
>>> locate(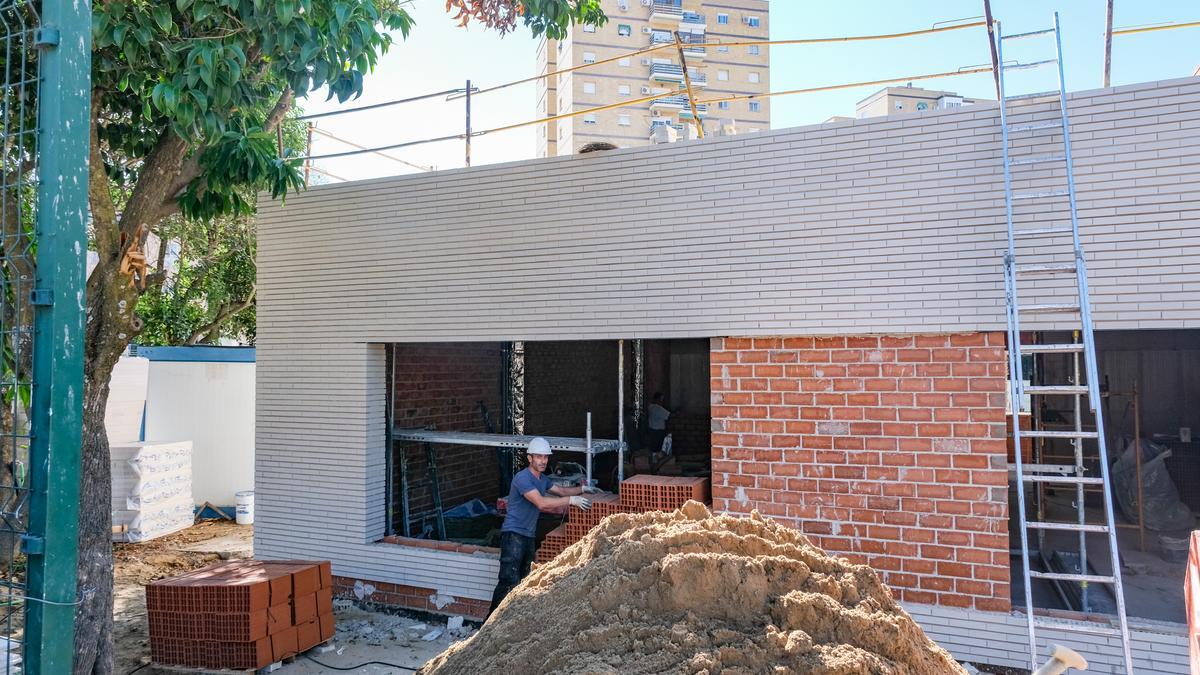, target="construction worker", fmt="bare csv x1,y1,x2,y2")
647,391,672,454
488,437,596,615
